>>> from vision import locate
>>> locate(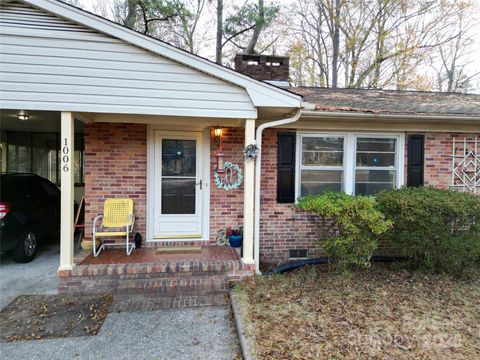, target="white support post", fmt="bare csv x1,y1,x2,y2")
59,112,75,271
243,119,255,264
